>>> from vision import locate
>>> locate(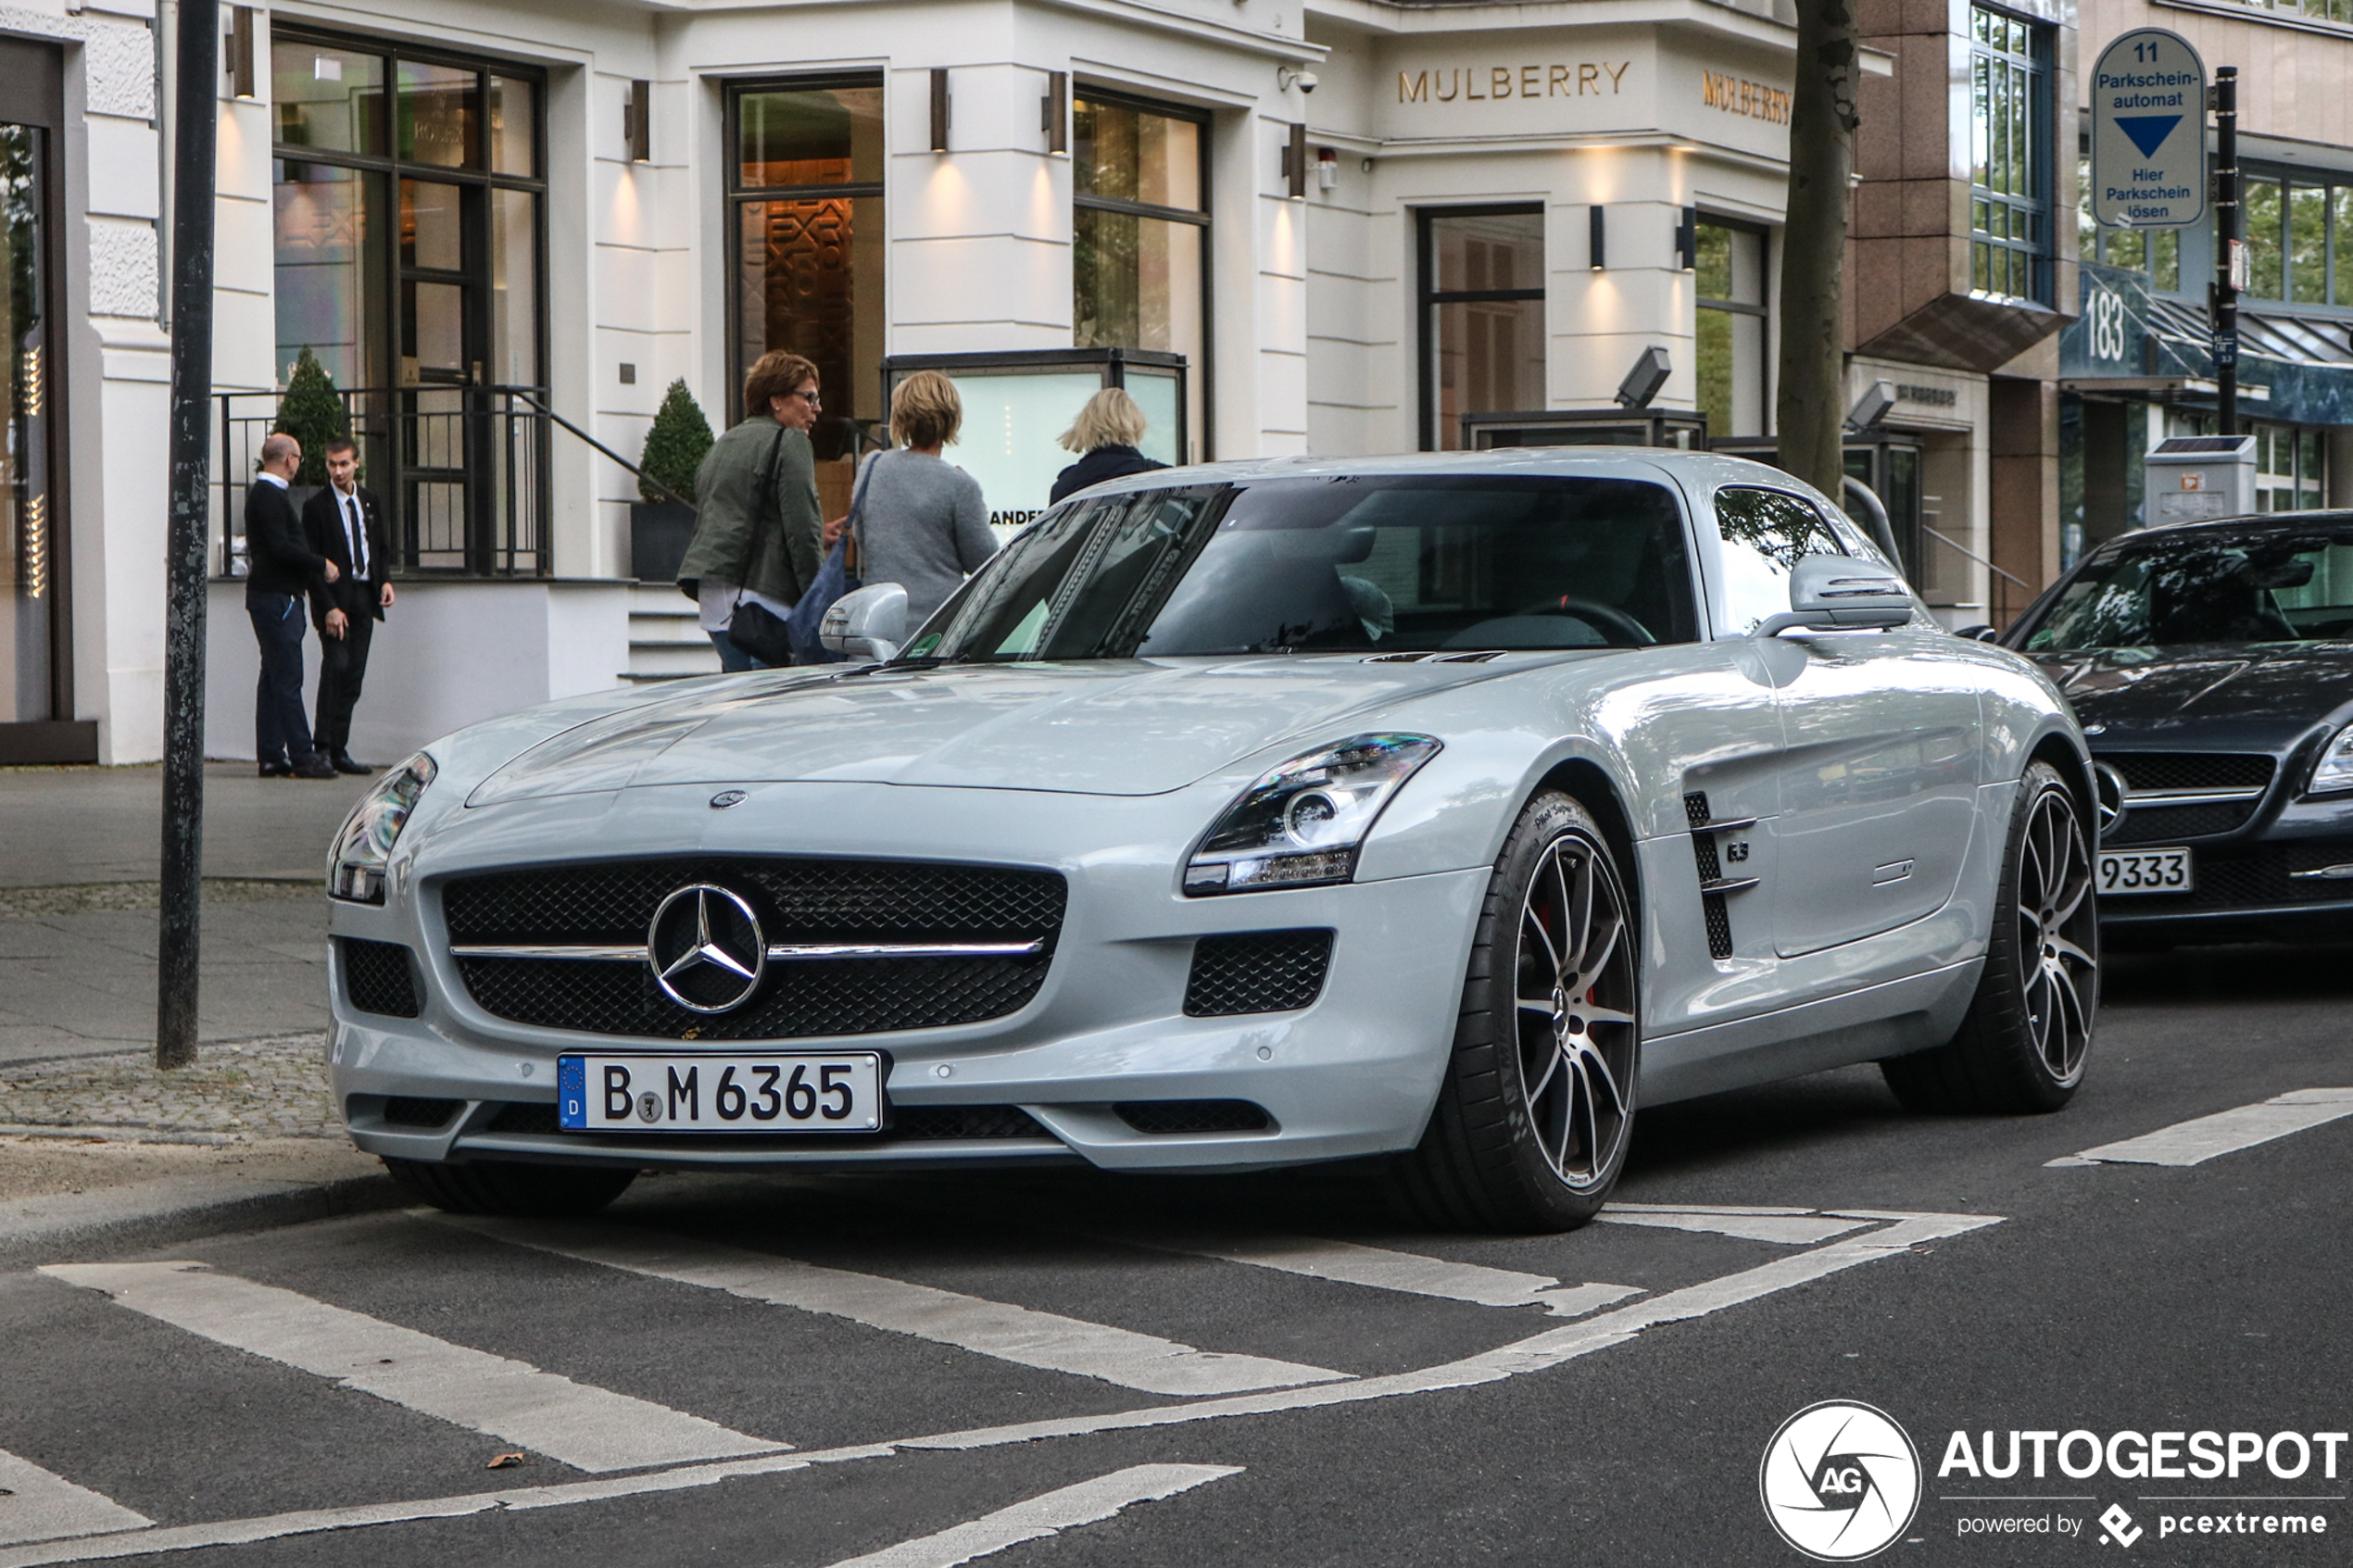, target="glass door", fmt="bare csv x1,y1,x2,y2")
3,119,57,726
398,173,480,570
